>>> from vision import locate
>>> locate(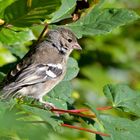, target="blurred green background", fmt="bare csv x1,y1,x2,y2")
0,0,140,139
71,0,140,108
